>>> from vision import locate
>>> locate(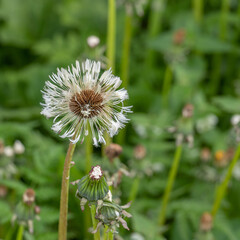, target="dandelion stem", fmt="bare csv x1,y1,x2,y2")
210,0,229,95
117,10,132,145
16,225,24,240
193,0,204,23
162,65,173,108
58,140,76,240
146,0,166,67
90,205,101,240
211,144,240,218
128,177,140,203
108,231,114,240
158,144,182,227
